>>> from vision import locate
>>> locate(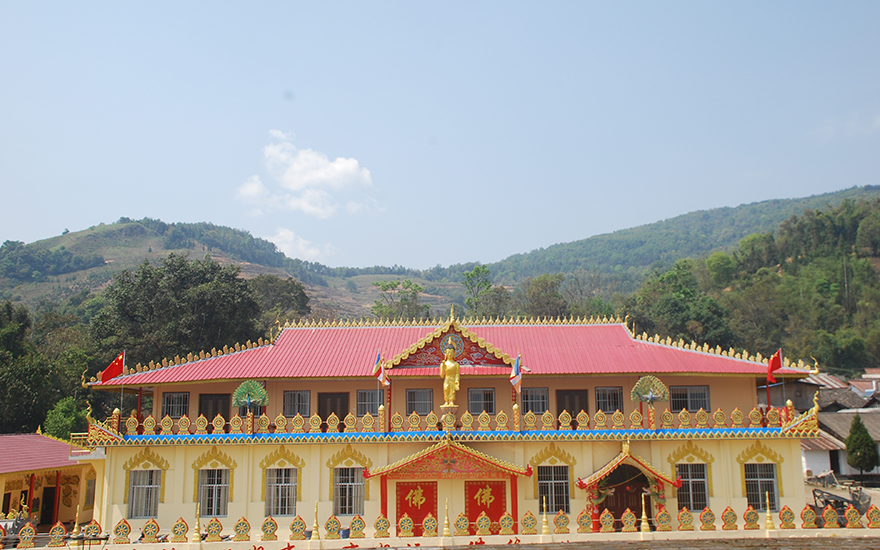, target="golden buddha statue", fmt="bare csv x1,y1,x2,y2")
440,346,460,406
